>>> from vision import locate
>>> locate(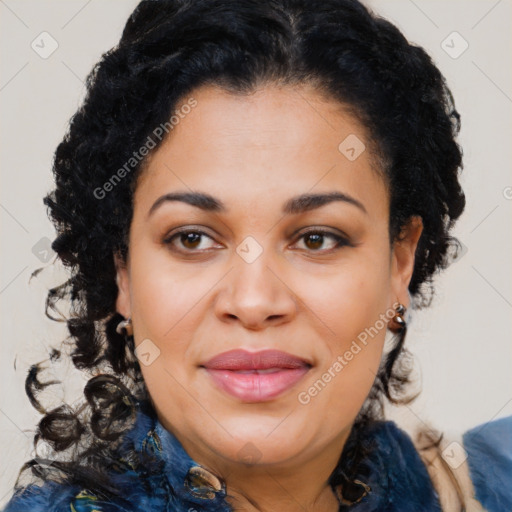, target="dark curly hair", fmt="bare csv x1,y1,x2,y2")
14,0,465,507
